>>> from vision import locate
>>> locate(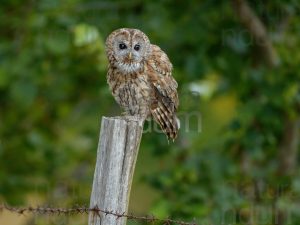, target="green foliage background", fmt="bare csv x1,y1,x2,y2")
0,0,299,224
